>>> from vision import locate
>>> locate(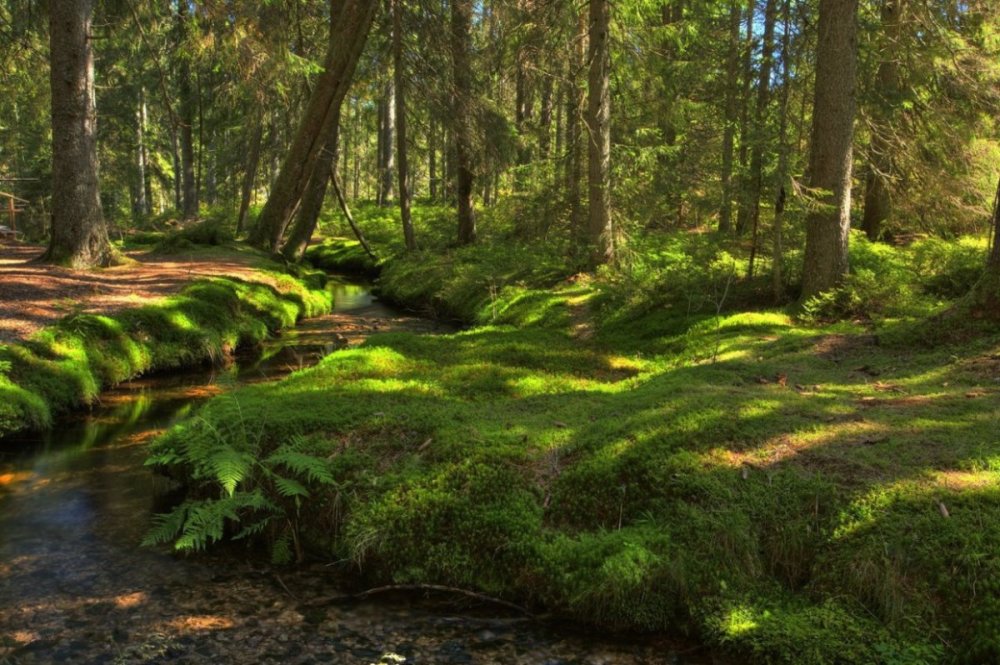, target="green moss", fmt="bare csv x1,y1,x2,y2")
0,260,331,439
150,217,1000,663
